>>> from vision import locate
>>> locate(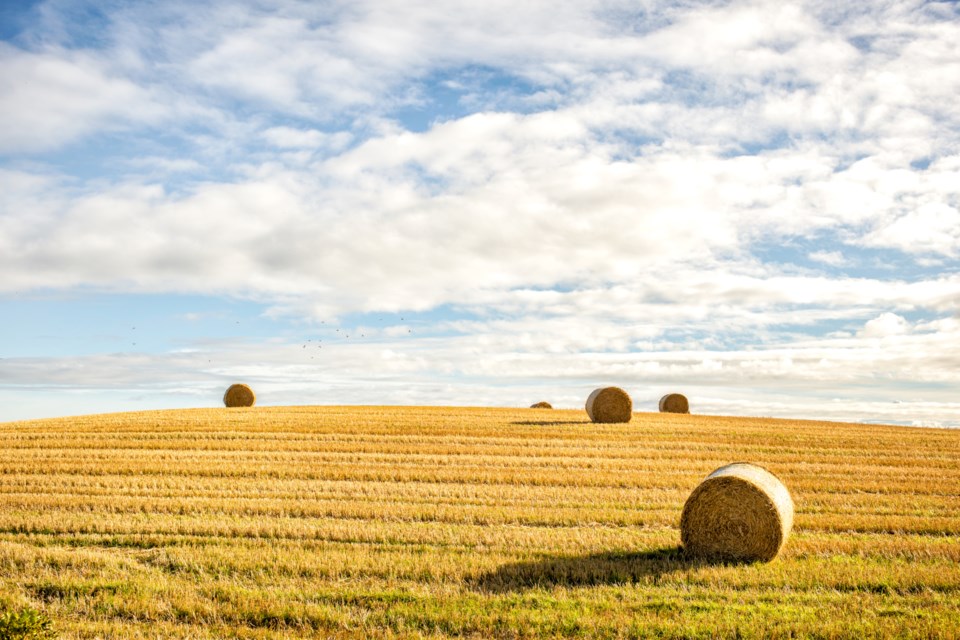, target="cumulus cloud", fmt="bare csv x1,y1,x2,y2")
862,312,911,338
865,201,960,257
0,43,166,152
2,0,960,424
